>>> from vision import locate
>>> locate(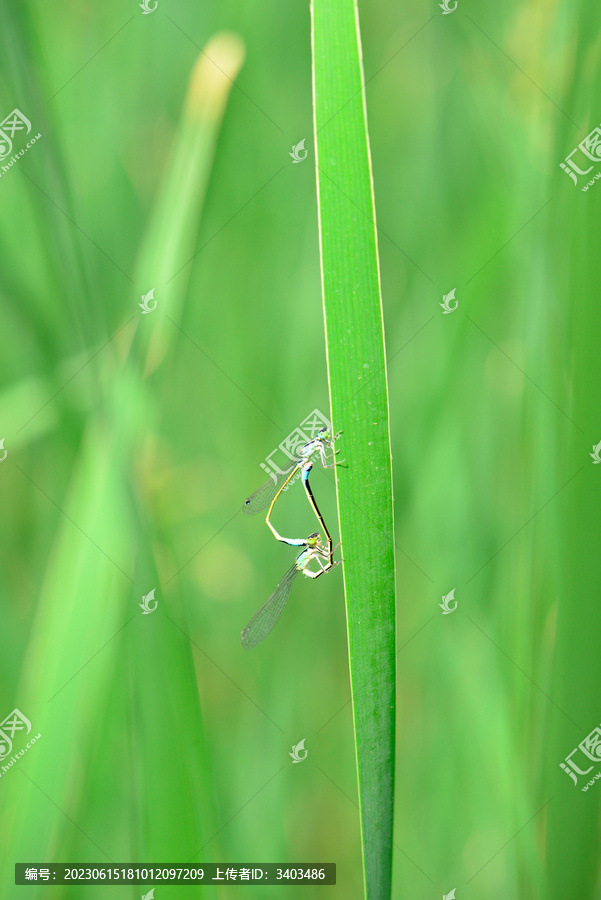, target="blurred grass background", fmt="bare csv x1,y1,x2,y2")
0,0,600,898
